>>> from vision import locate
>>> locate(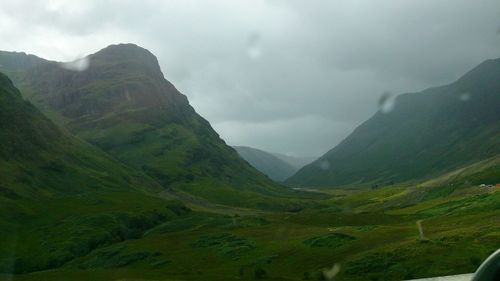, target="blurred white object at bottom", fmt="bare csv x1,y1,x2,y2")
406,274,473,281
